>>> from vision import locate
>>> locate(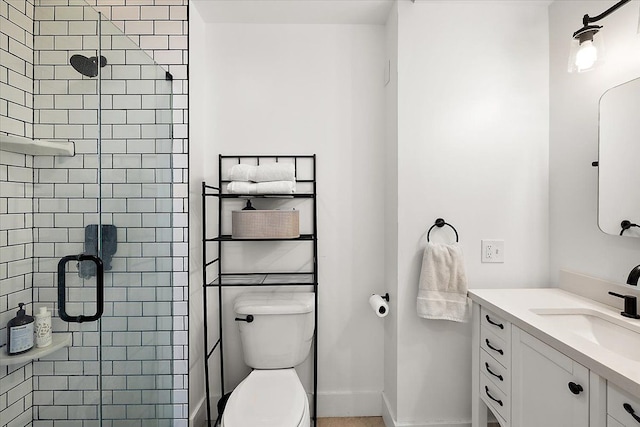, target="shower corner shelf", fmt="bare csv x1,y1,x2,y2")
0,333,72,366
0,133,75,157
